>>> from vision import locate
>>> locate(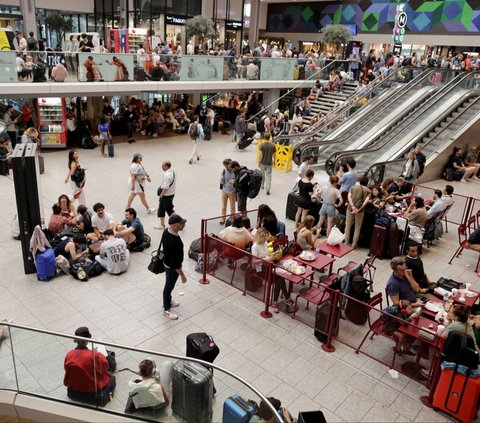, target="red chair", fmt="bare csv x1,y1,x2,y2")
448,216,480,271
438,204,452,233
292,279,331,318
337,255,376,282
355,293,400,369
